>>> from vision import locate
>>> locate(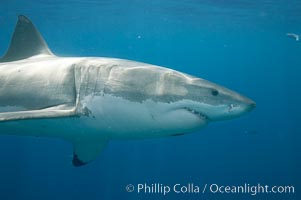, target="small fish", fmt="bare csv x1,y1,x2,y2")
286,33,300,41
